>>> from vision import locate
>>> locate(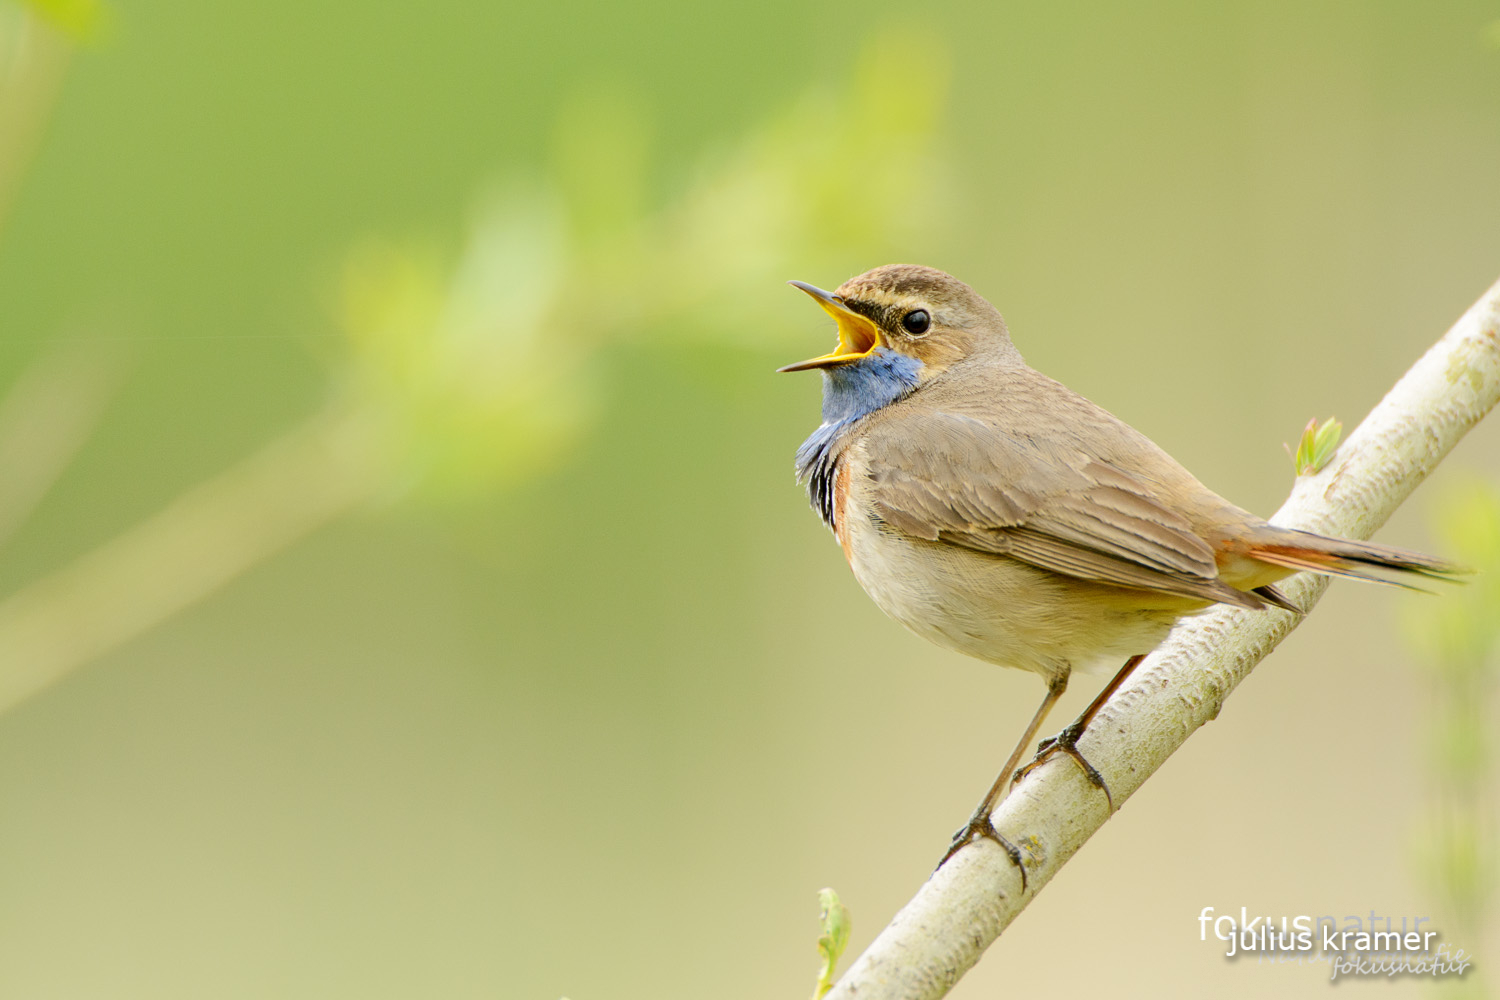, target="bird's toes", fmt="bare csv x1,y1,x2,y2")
1014,729,1115,810
938,815,1029,890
